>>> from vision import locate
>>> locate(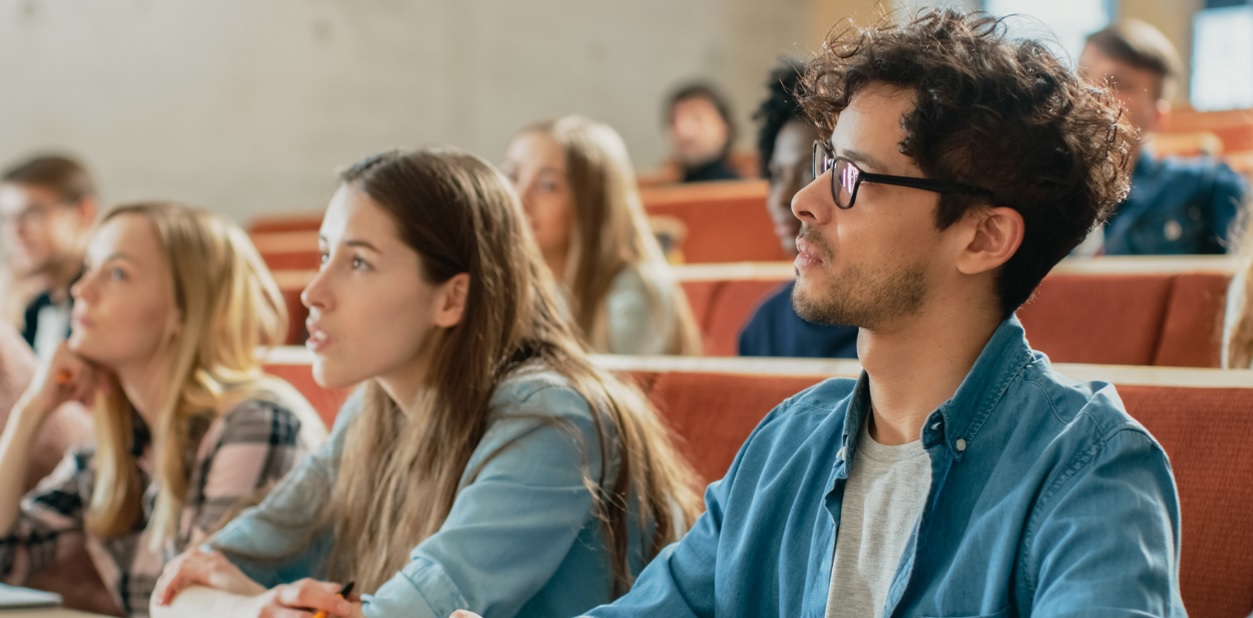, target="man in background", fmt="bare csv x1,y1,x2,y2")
665,82,742,183
0,154,98,359
1079,19,1248,255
